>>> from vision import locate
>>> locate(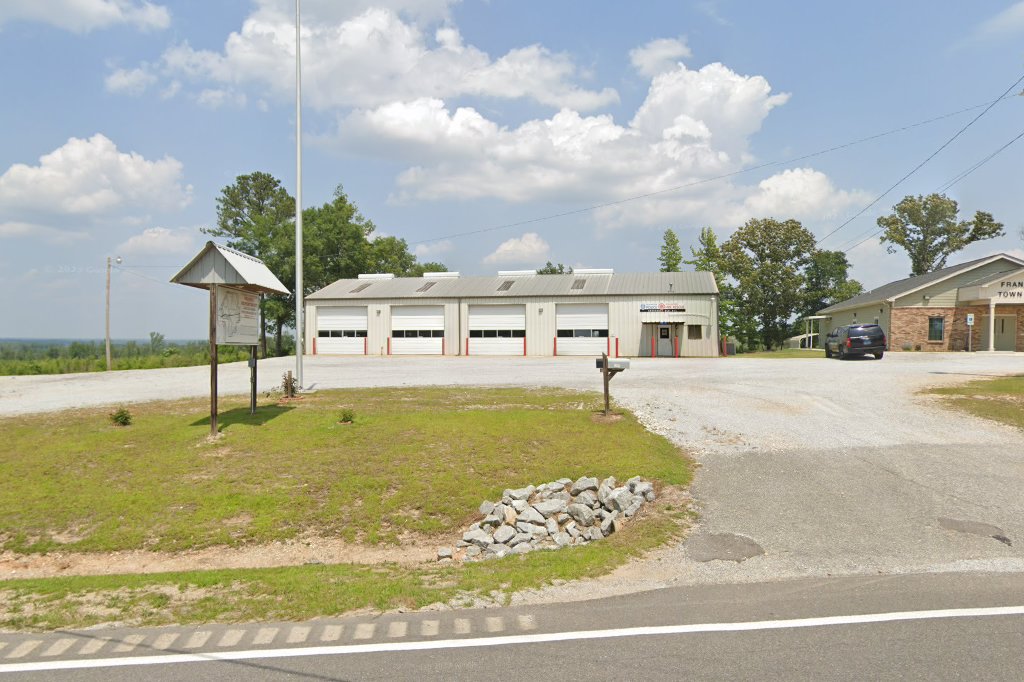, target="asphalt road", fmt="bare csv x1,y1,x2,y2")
3,572,1023,680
